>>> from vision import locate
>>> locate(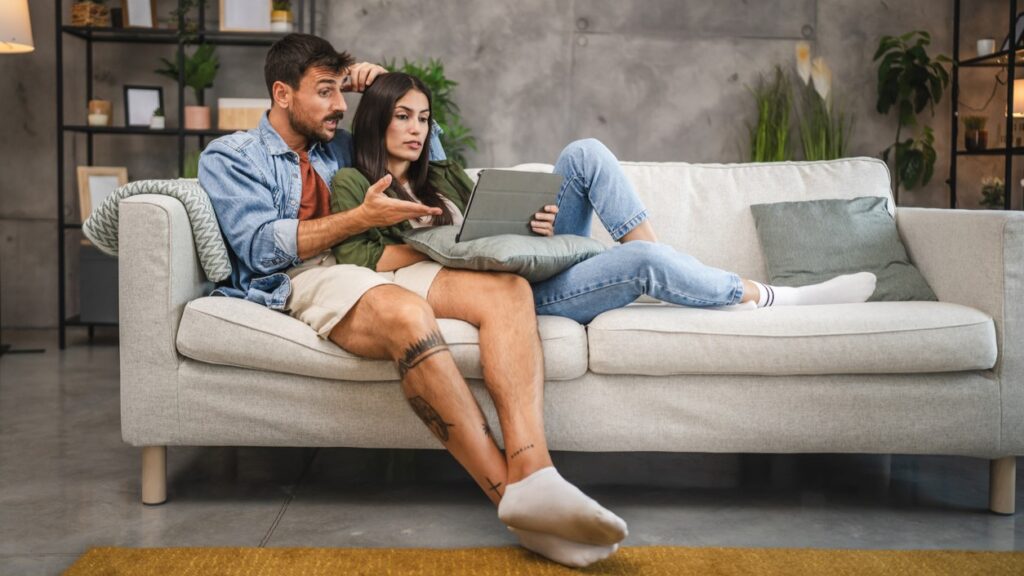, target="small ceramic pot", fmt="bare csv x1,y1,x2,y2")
184,106,211,130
